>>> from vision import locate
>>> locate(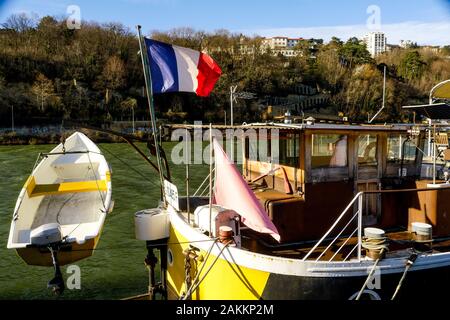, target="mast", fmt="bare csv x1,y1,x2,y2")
136,25,166,205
